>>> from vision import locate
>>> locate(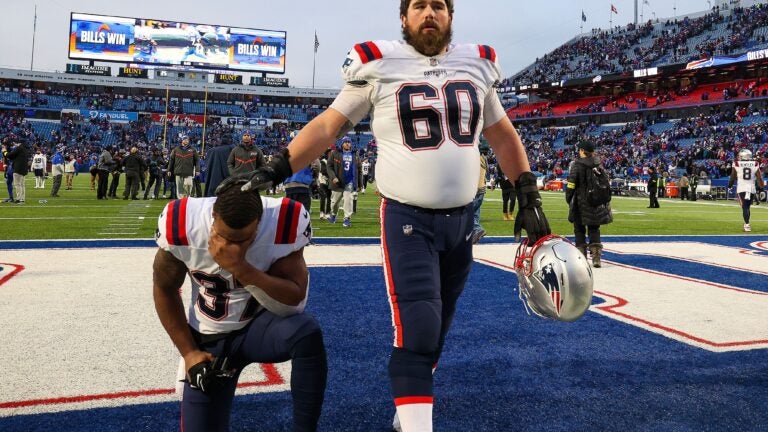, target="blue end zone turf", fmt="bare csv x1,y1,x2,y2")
2,262,766,431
